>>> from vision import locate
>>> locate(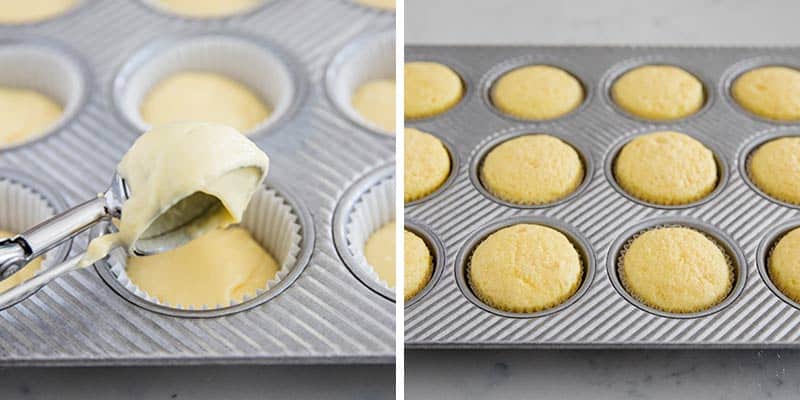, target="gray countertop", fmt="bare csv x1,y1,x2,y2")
405,0,800,399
